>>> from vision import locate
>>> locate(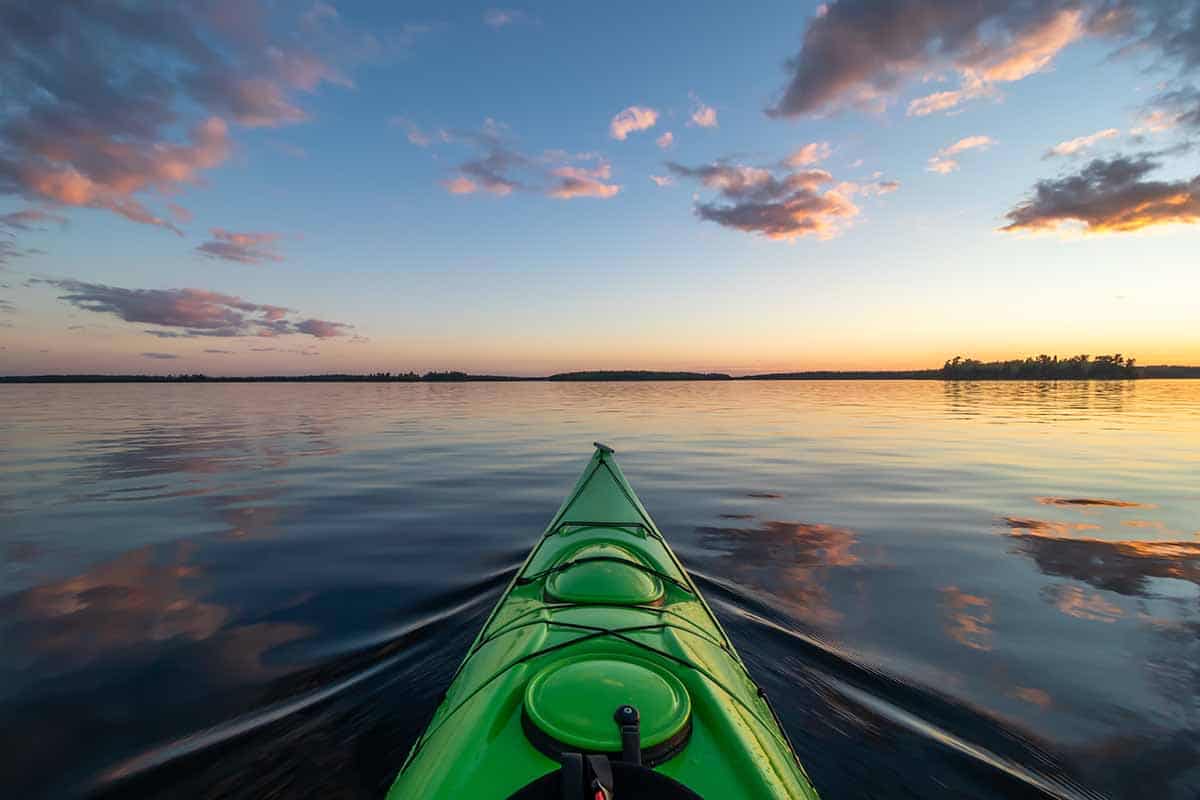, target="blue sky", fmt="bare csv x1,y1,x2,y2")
1,0,1198,374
